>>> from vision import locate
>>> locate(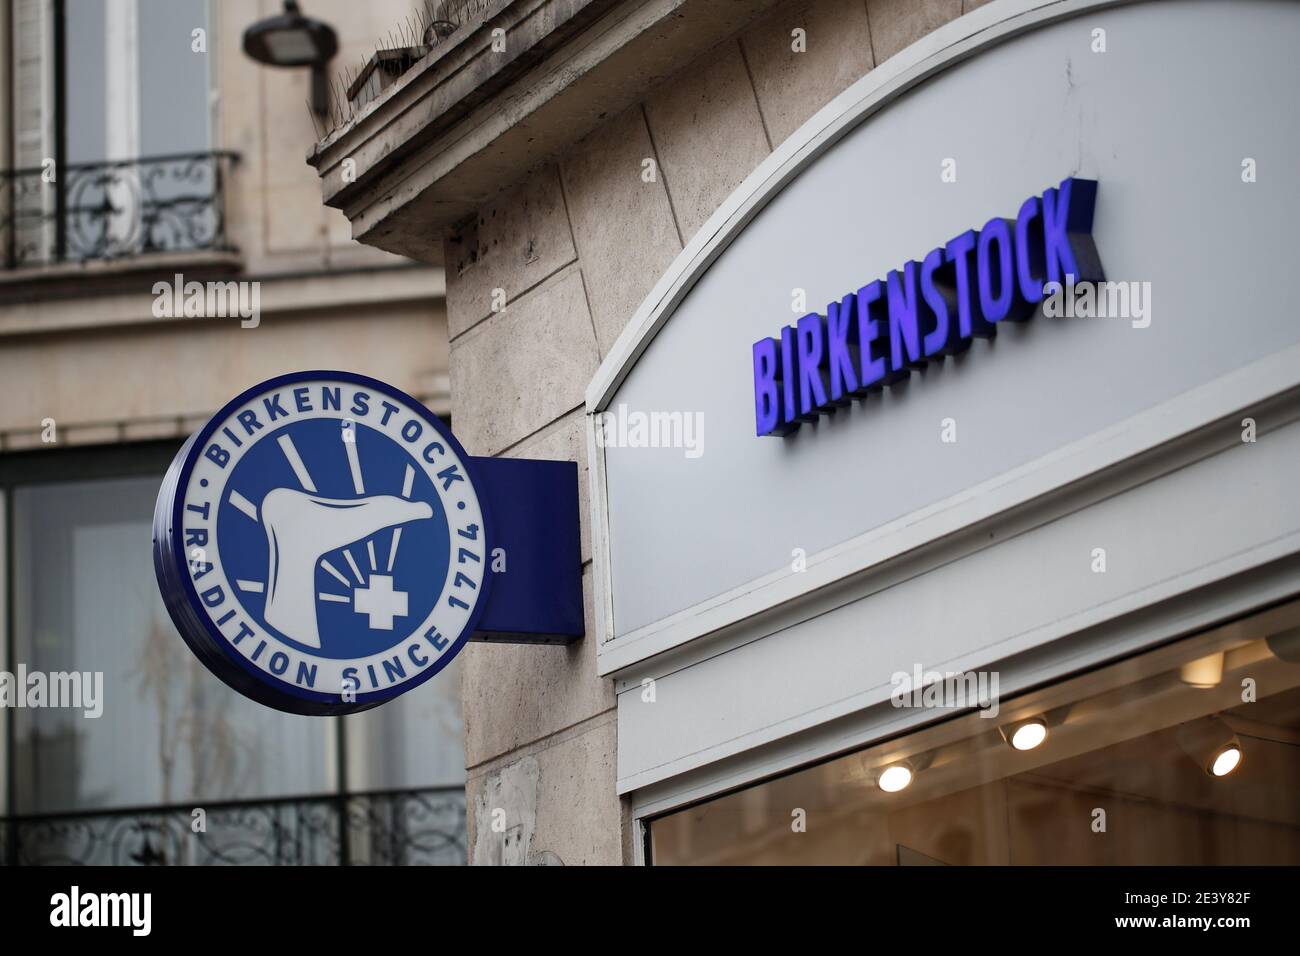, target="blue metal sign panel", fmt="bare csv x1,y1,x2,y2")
470,456,584,643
